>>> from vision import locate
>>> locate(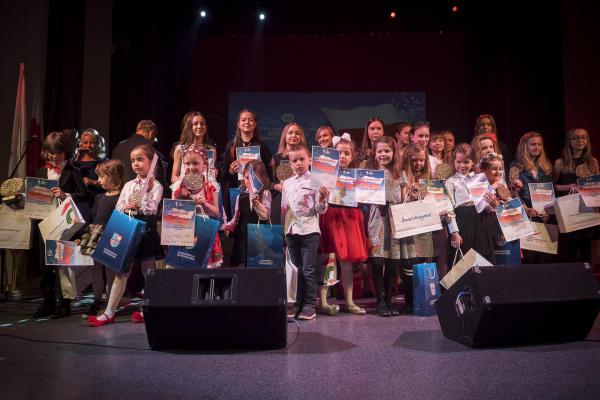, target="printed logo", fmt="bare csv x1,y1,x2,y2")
110,233,123,248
